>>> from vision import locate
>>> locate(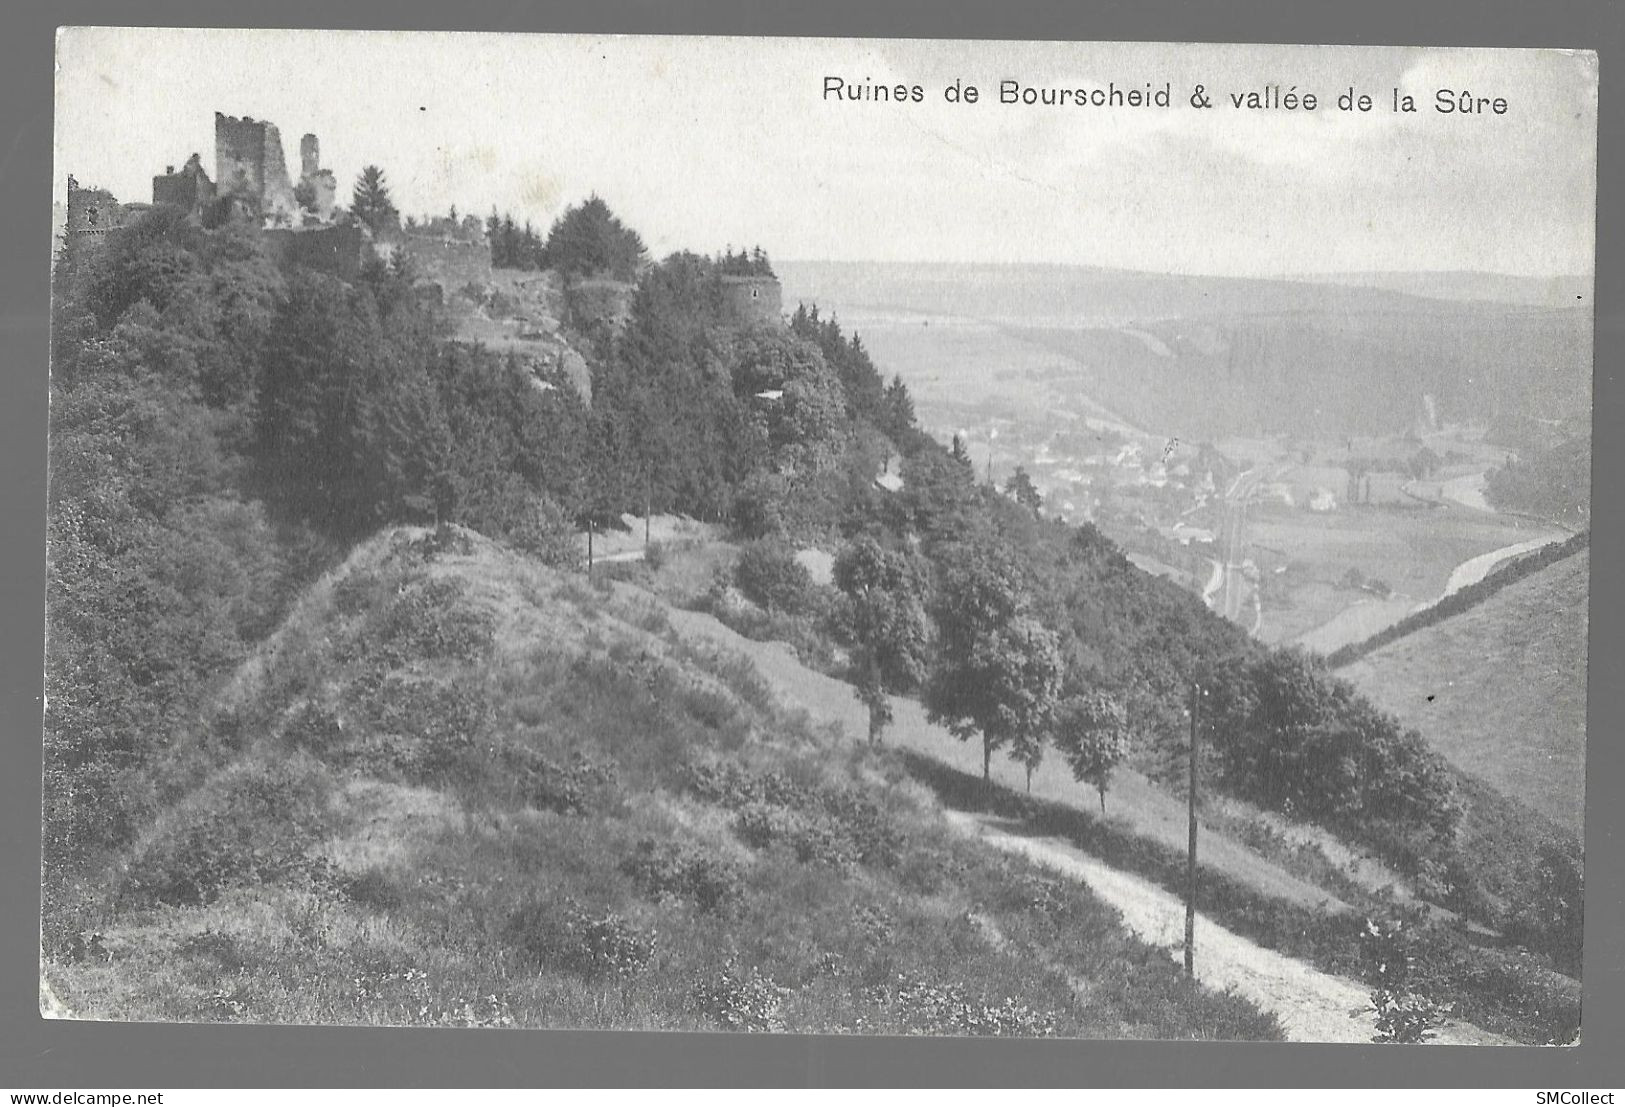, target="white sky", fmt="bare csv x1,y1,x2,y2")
54,29,1597,278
